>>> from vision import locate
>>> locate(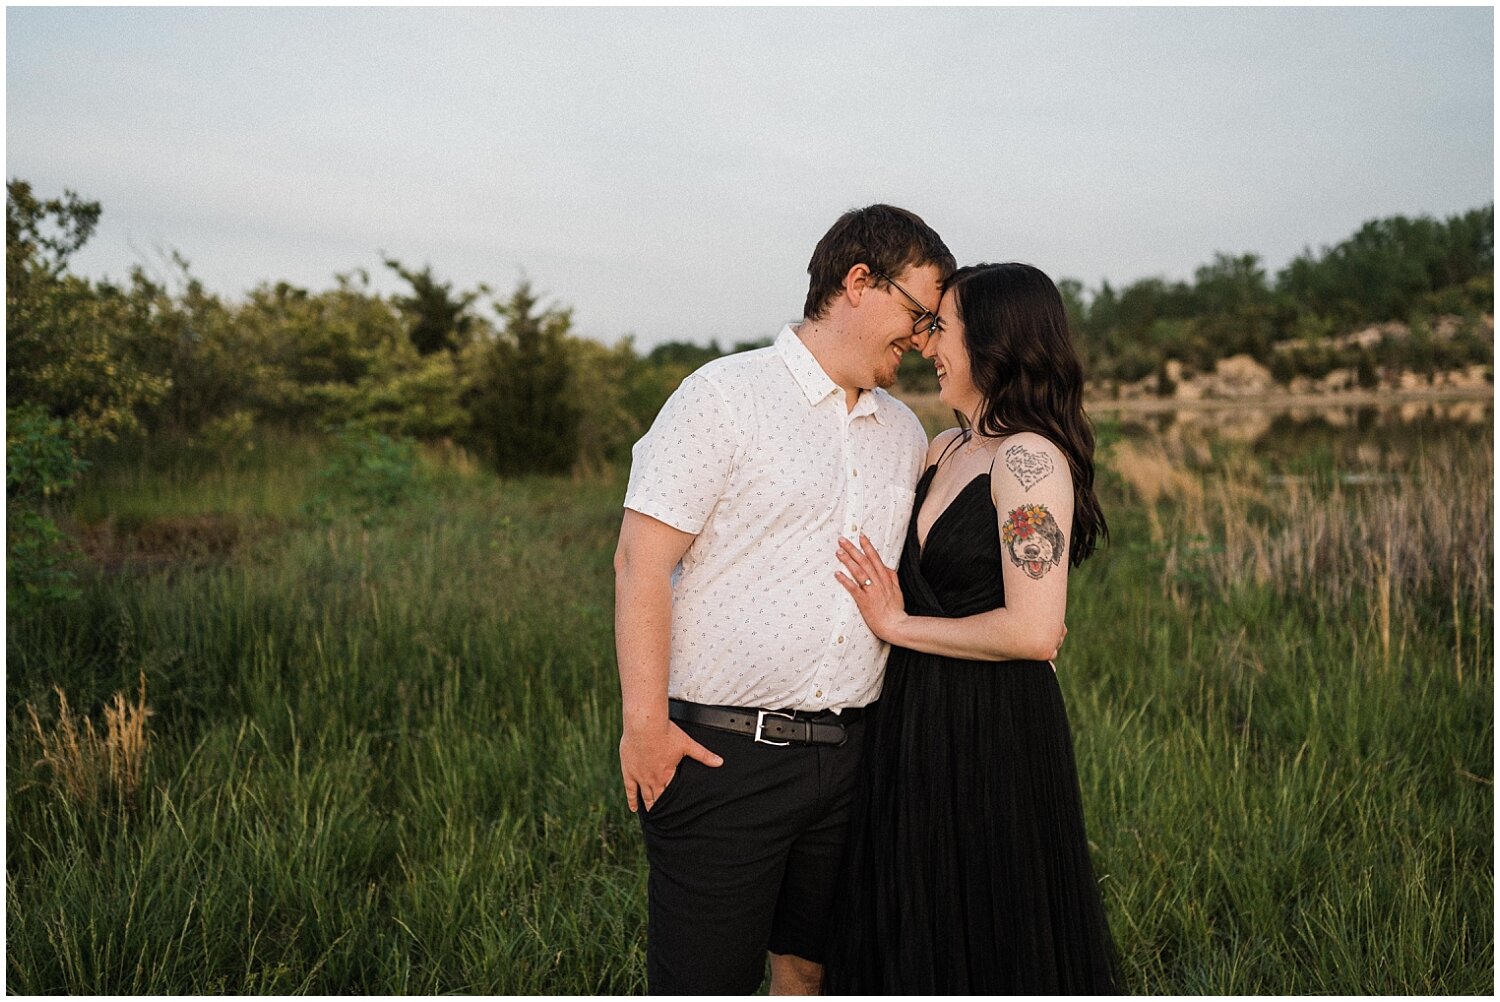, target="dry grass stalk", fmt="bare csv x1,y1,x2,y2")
1144,438,1492,632
26,672,153,812
1452,553,1464,684
1109,439,1208,548
1110,439,1205,509
1378,535,1393,670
